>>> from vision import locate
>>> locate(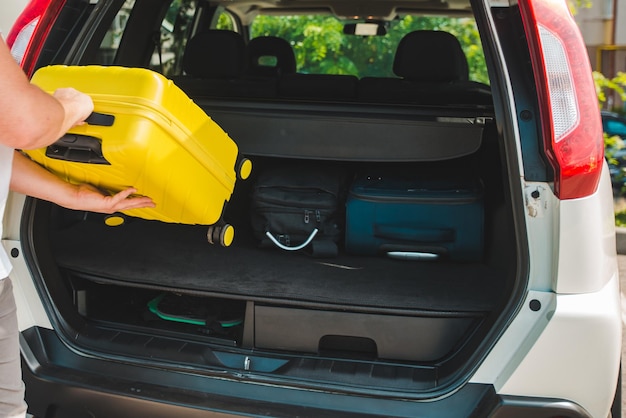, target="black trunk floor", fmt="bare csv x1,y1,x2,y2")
50,217,507,313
